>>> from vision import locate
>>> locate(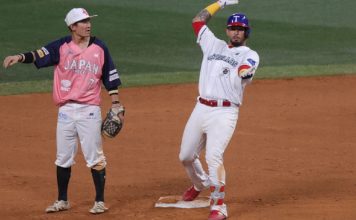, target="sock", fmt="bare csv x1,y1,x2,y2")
56,166,71,201
91,168,106,202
